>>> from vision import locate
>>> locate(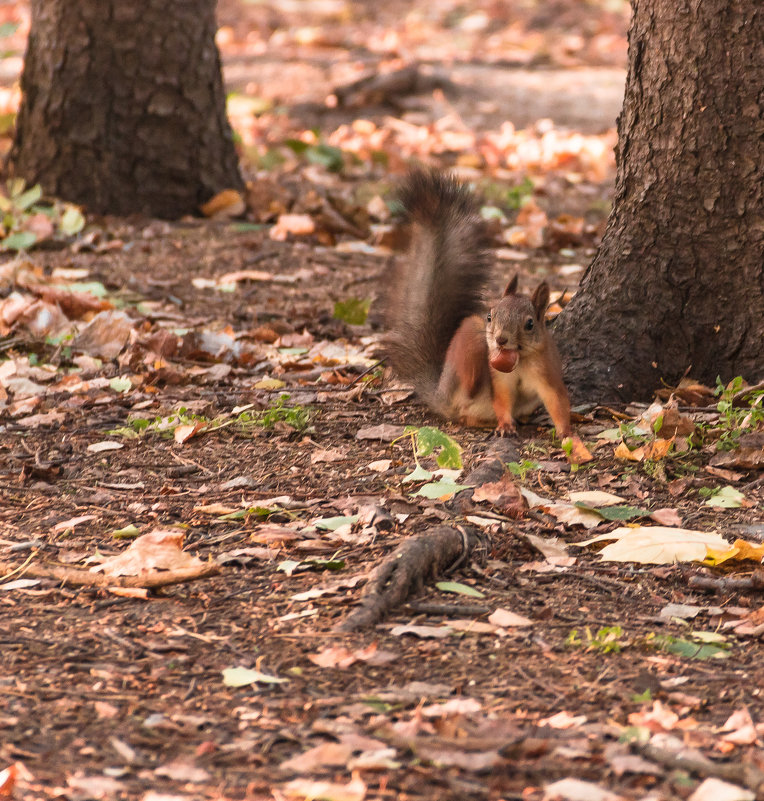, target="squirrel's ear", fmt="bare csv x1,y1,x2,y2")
531,282,550,319
503,274,519,296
